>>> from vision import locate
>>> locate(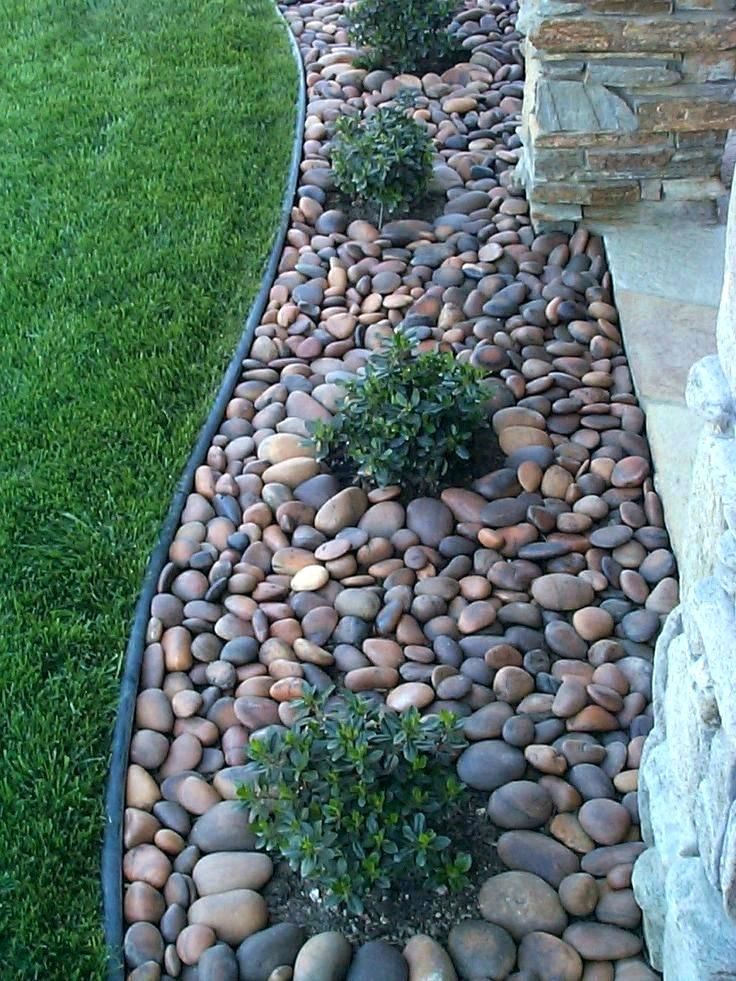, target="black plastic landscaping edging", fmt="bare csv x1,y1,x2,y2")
100,10,306,977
